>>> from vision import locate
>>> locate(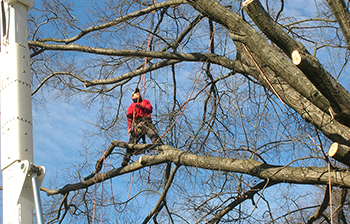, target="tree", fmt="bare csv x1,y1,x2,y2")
26,0,350,223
